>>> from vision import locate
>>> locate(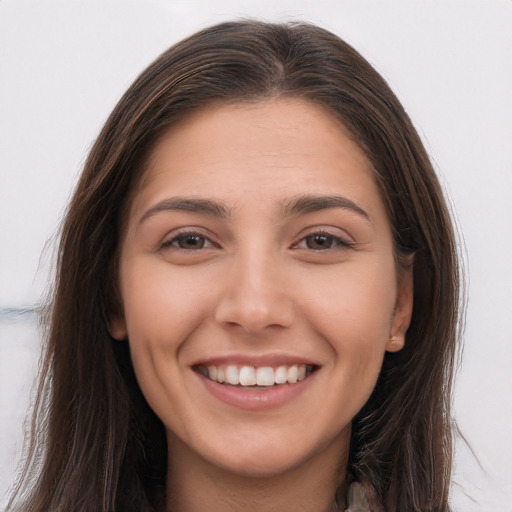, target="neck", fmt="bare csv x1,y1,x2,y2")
165,434,349,512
